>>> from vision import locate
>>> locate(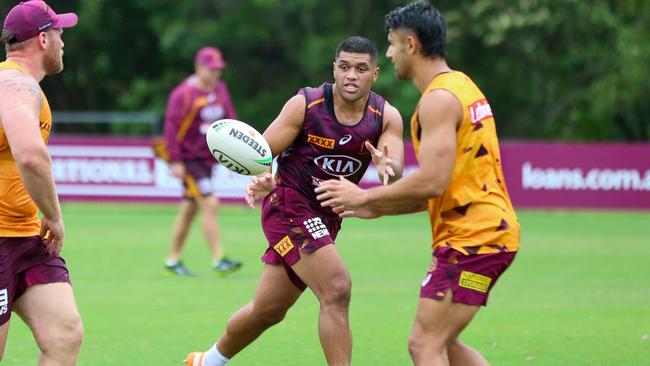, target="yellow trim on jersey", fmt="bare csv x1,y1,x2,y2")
367,105,382,116
176,96,208,142
307,97,326,109
0,60,29,74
